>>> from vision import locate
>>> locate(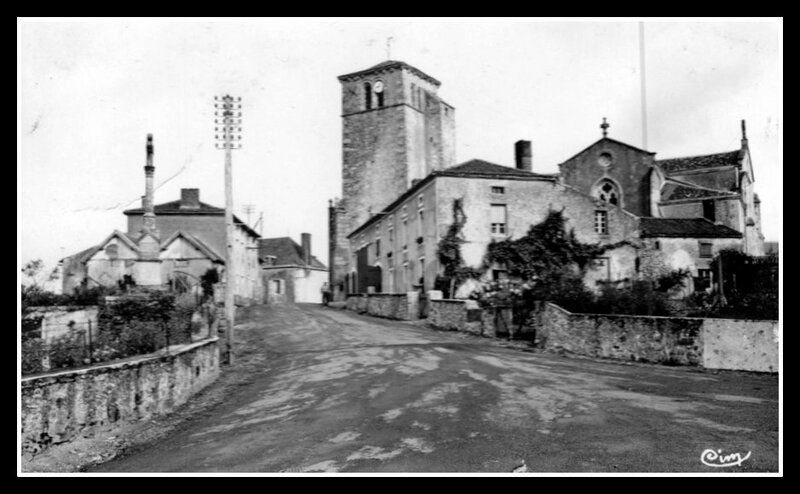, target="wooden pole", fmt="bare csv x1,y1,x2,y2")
215,94,242,365
224,101,236,365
